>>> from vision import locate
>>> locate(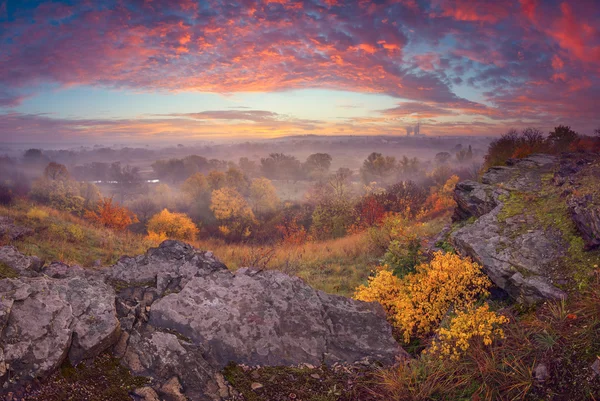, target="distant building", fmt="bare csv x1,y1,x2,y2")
405,121,425,136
